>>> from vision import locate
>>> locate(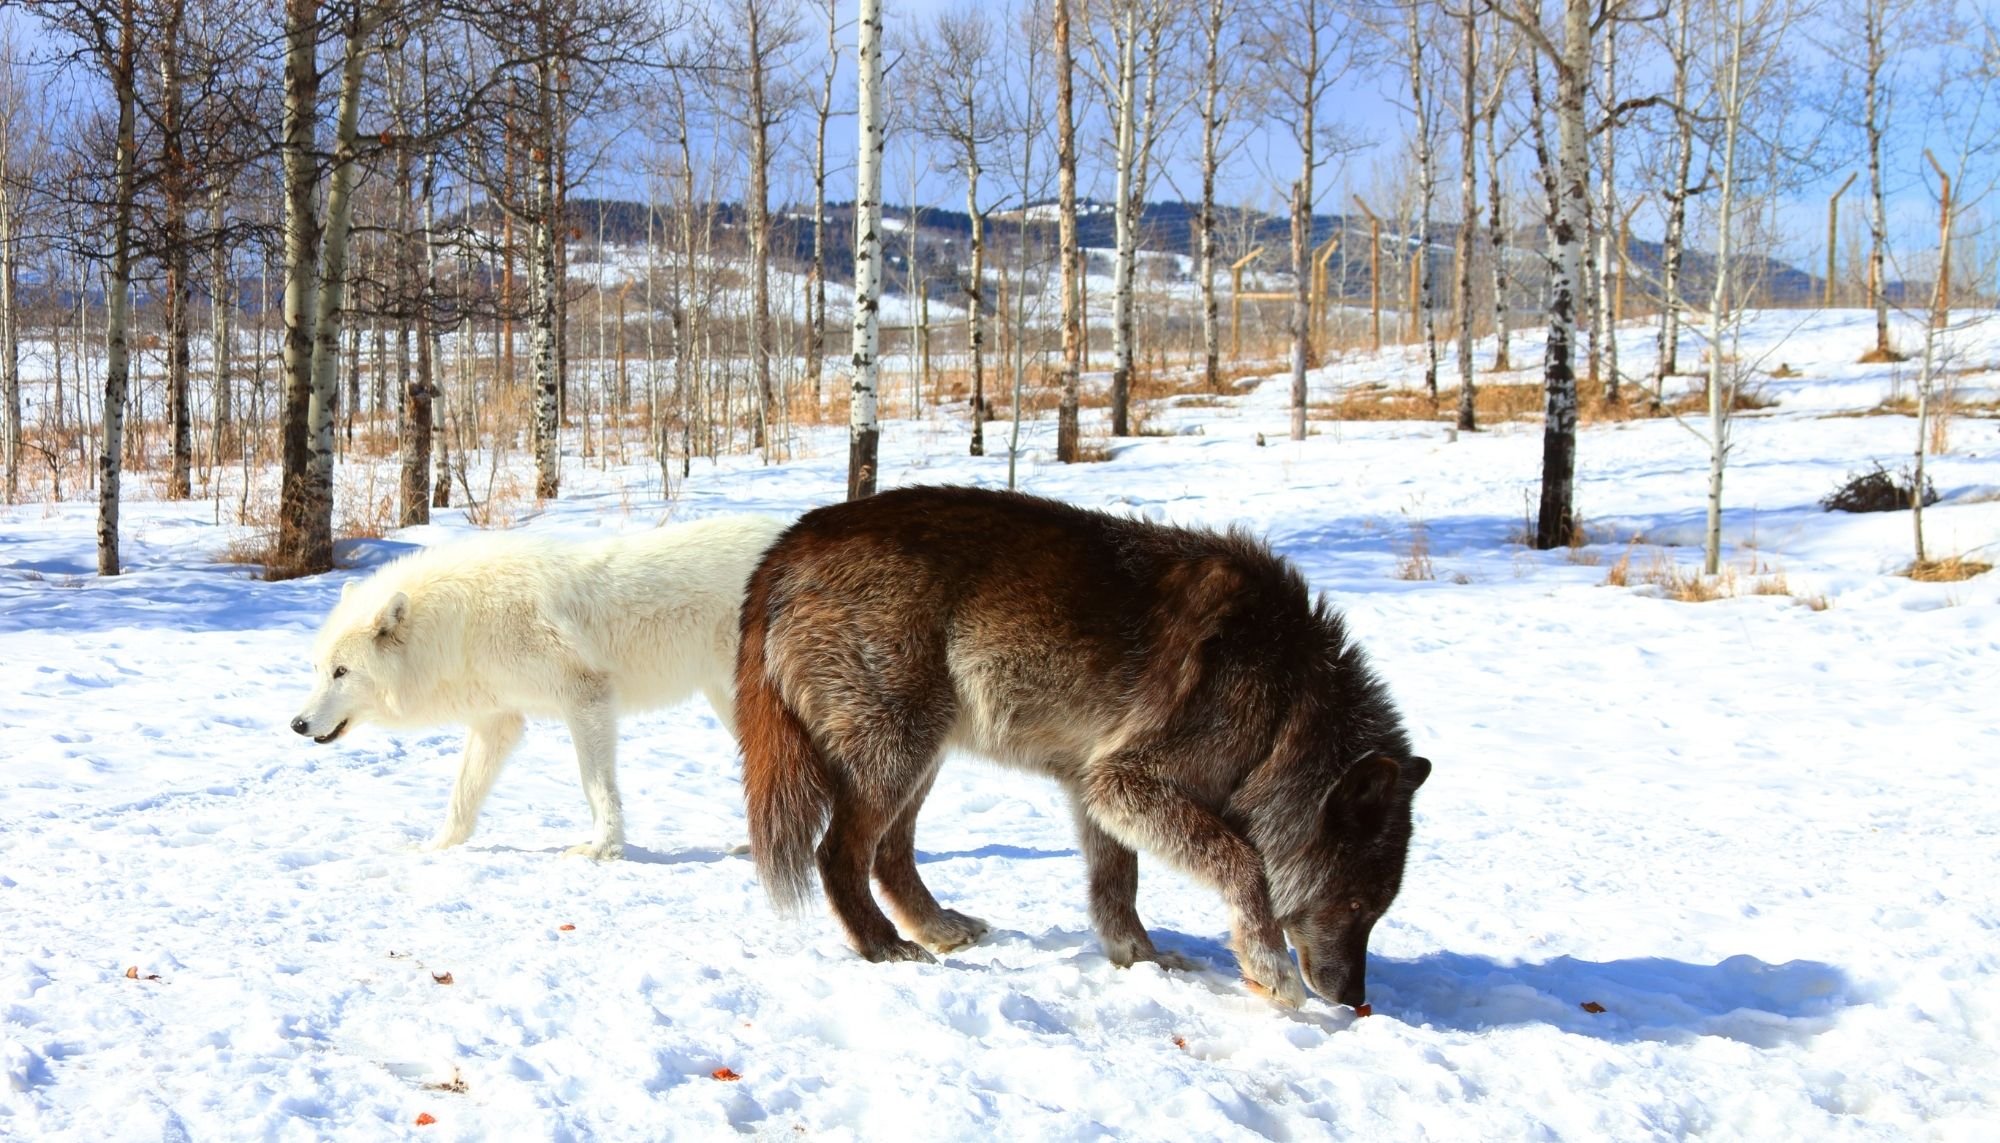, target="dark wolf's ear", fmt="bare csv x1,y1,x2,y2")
374,592,409,644
1401,756,1432,791
1328,755,1401,834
